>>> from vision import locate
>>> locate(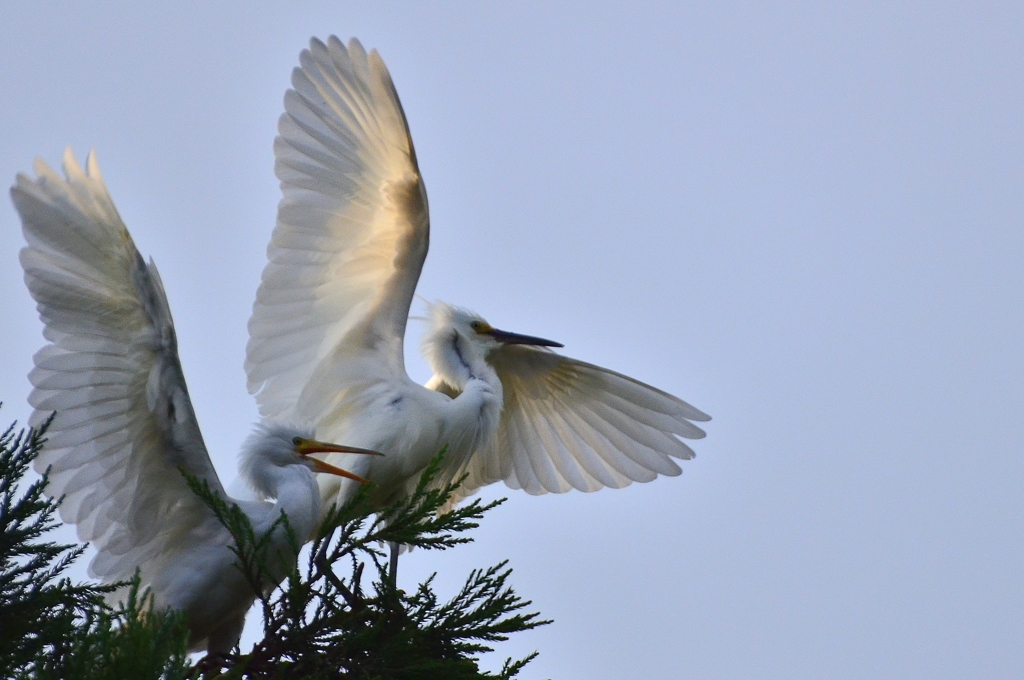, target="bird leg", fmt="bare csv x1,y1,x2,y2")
388,541,400,587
